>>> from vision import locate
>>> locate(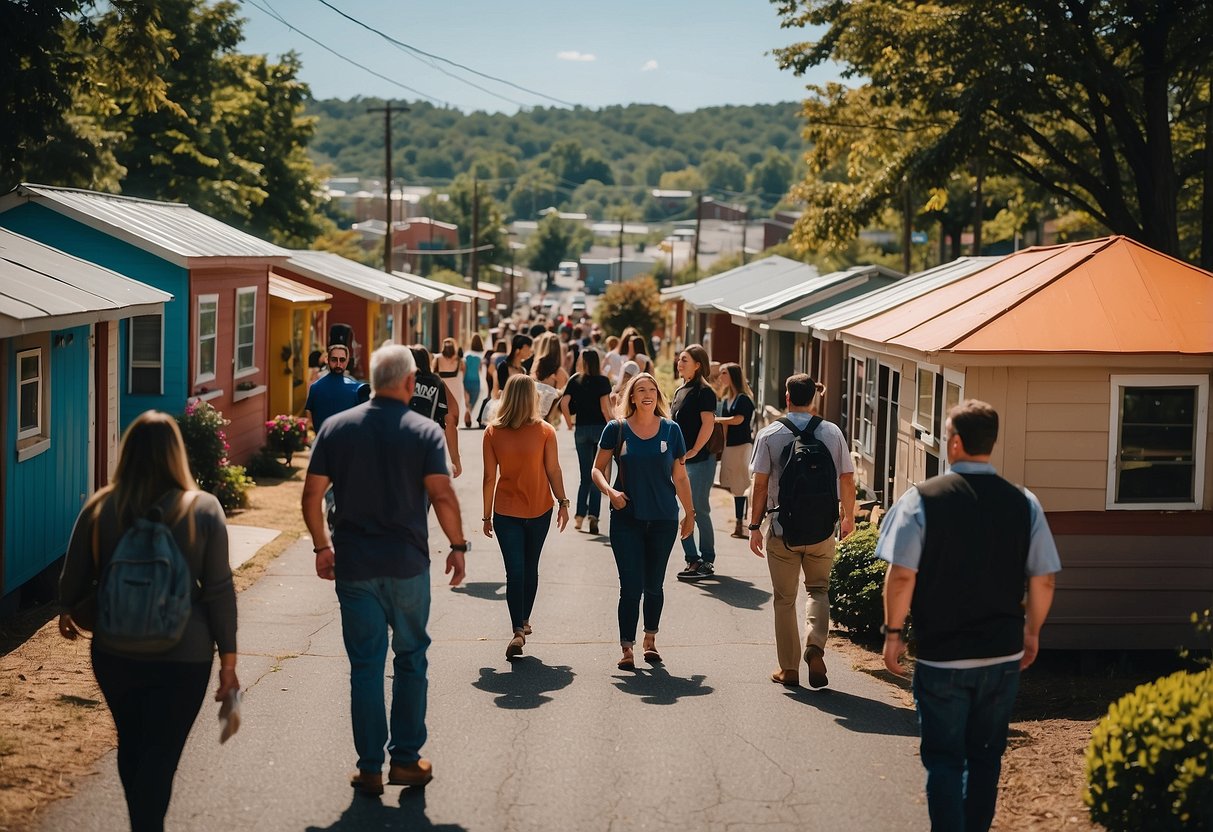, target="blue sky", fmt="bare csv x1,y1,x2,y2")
236,0,836,112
